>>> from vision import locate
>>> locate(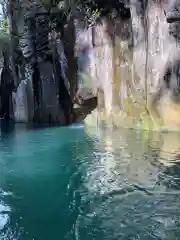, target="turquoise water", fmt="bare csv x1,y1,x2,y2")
1,124,180,239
